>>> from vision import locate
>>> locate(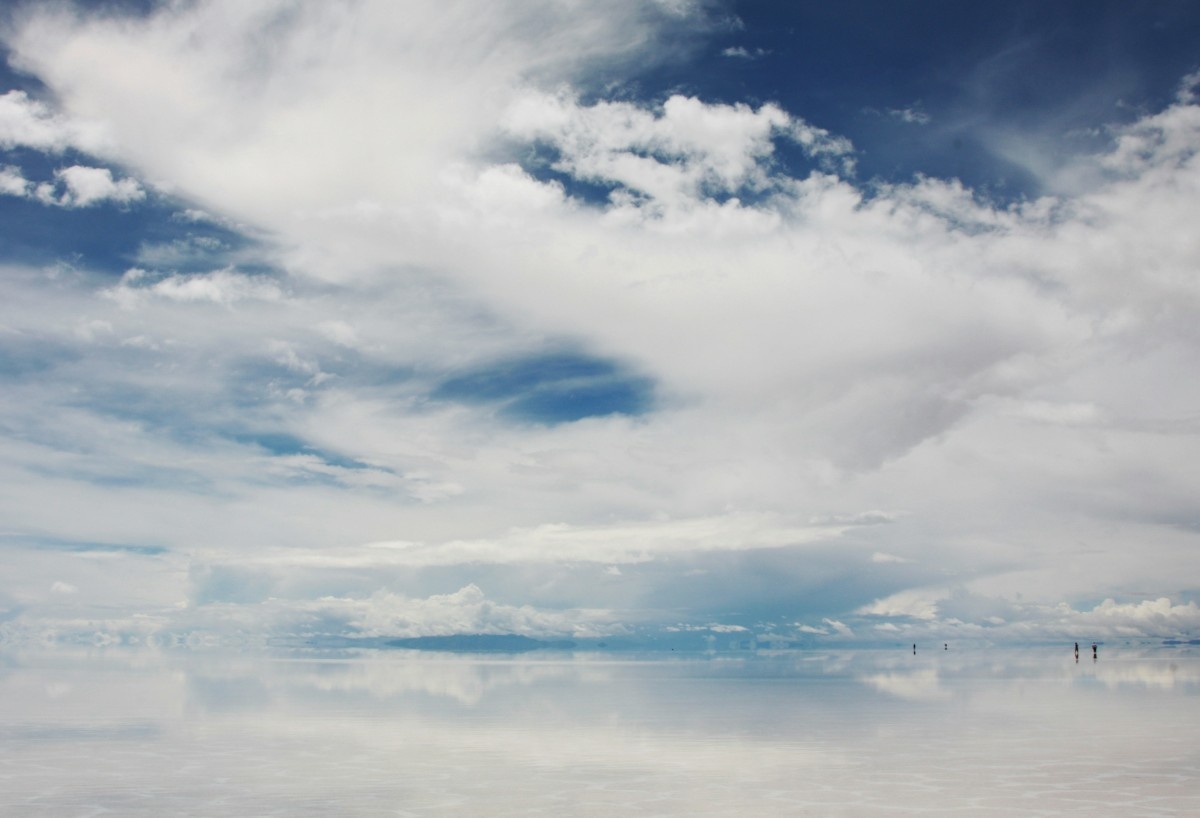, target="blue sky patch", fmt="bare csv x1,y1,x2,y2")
228,431,379,472
629,0,1200,198
0,535,168,557
433,352,655,424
